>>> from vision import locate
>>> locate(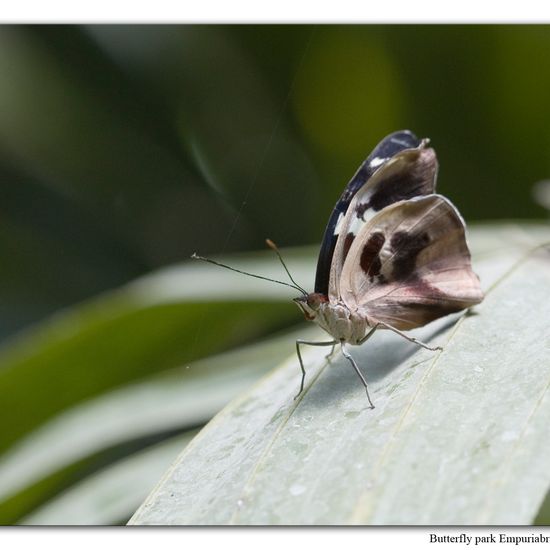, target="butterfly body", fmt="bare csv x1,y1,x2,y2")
294,294,370,345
